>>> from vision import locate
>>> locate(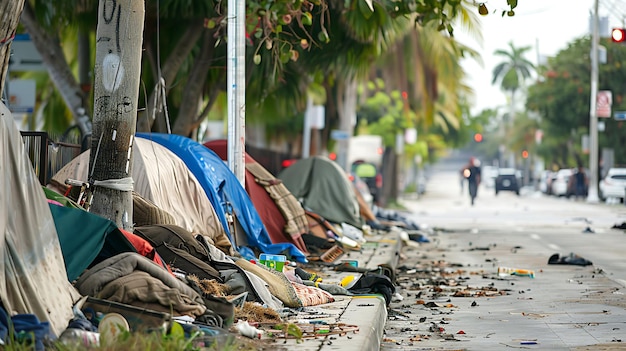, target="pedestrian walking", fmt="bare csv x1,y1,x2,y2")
462,157,481,205
573,165,588,201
